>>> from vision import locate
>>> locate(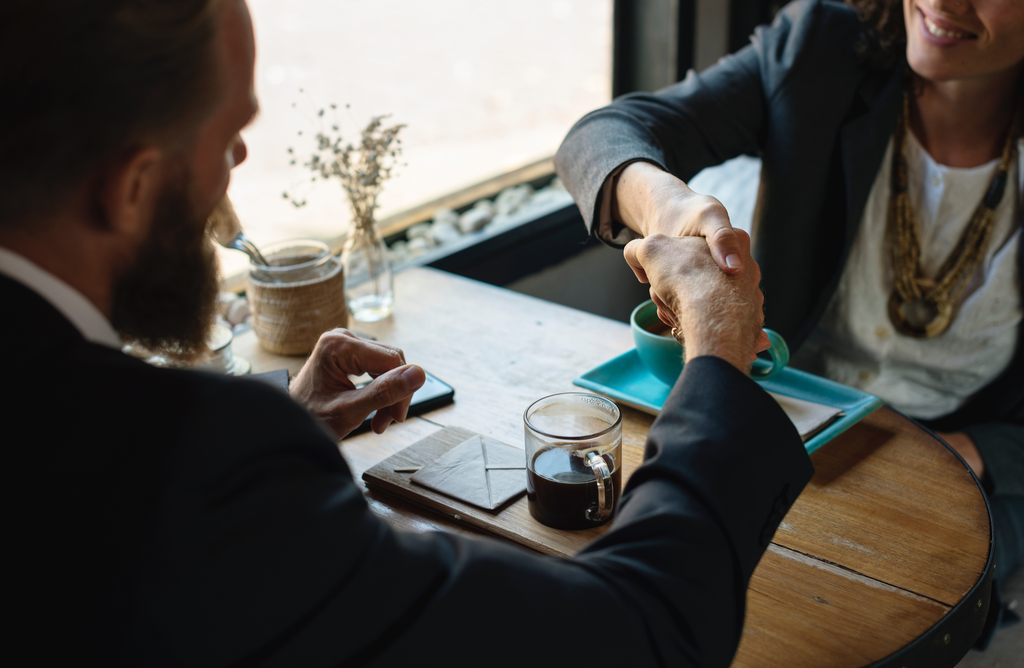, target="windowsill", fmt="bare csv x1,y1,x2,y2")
219,156,558,294
391,189,574,274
